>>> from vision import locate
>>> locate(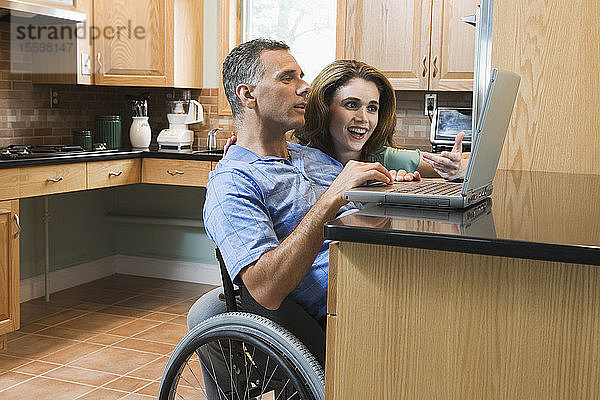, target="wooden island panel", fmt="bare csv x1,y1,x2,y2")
327,242,600,399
